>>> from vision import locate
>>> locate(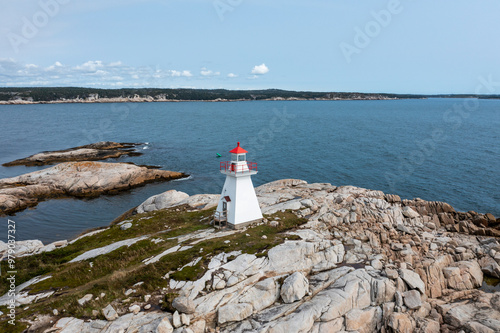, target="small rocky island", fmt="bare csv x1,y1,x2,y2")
2,141,142,167
1,179,499,332
0,141,186,215
0,161,186,215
